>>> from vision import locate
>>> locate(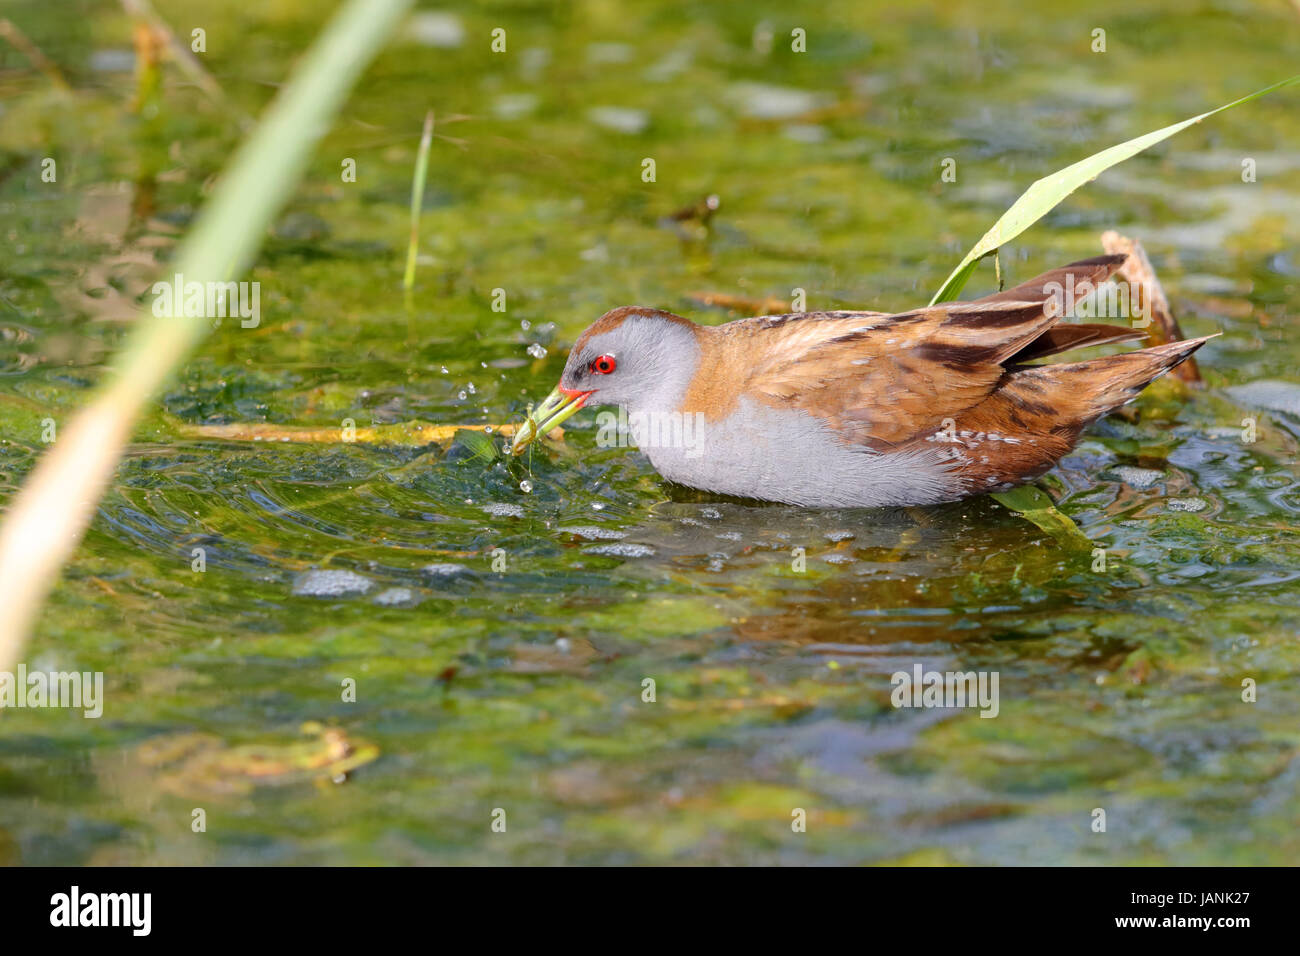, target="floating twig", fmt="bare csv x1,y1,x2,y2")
686,291,793,315
175,420,560,447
